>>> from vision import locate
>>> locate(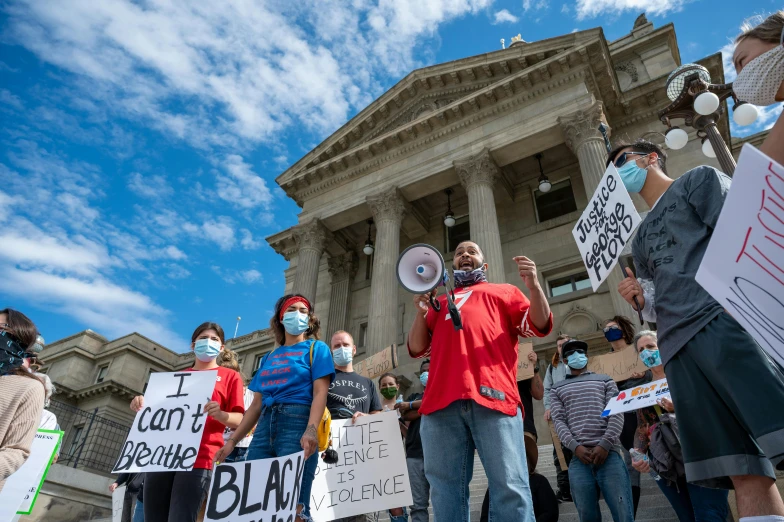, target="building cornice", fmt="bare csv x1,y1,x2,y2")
55,380,140,403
